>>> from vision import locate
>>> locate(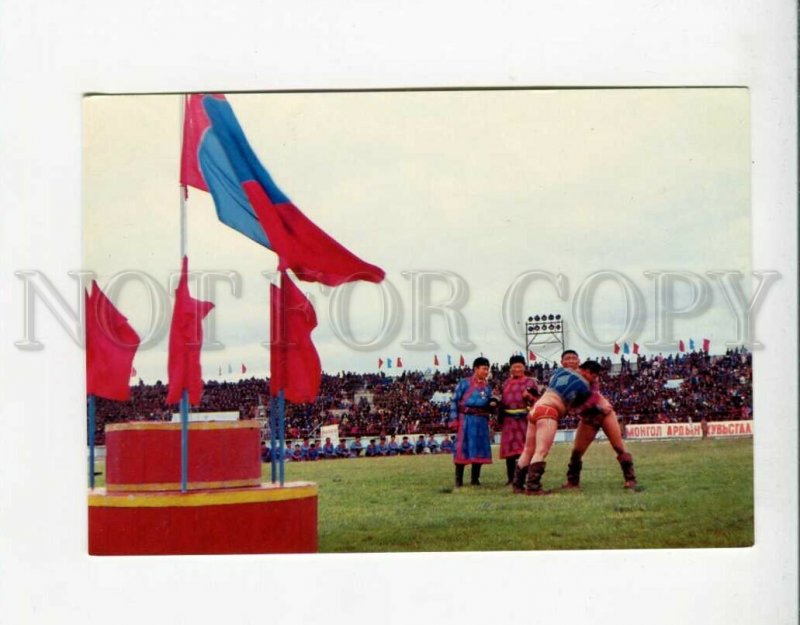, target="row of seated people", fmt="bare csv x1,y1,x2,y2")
261,433,457,462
